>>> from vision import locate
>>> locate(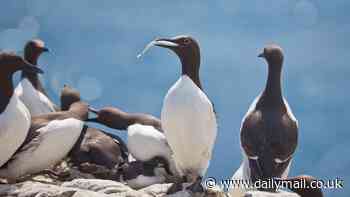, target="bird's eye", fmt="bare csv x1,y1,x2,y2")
183,38,191,45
